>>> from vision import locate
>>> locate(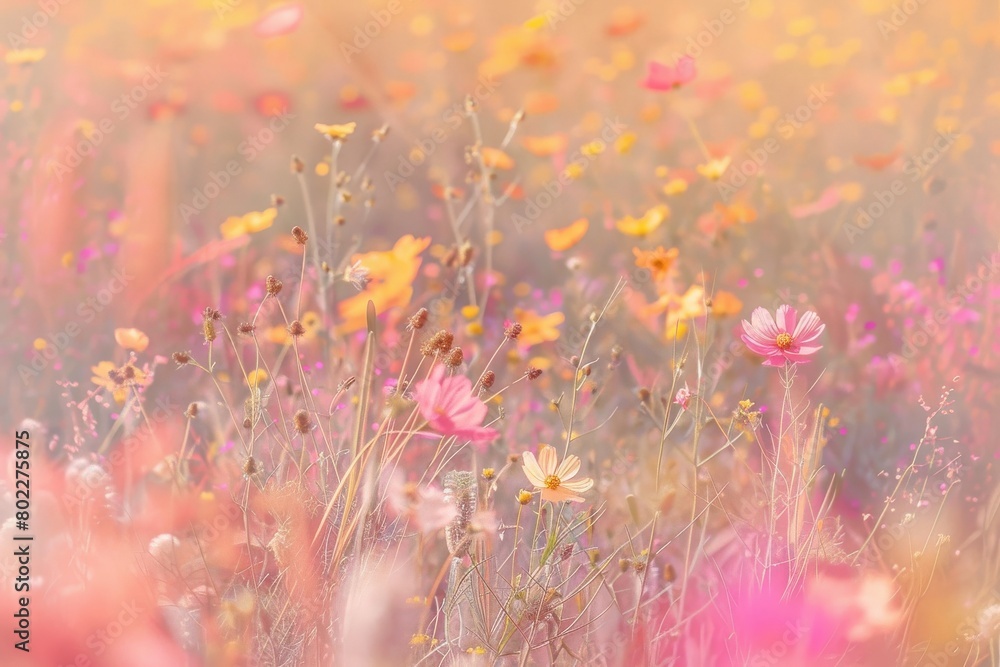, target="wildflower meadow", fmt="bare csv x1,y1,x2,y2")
1,0,999,665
